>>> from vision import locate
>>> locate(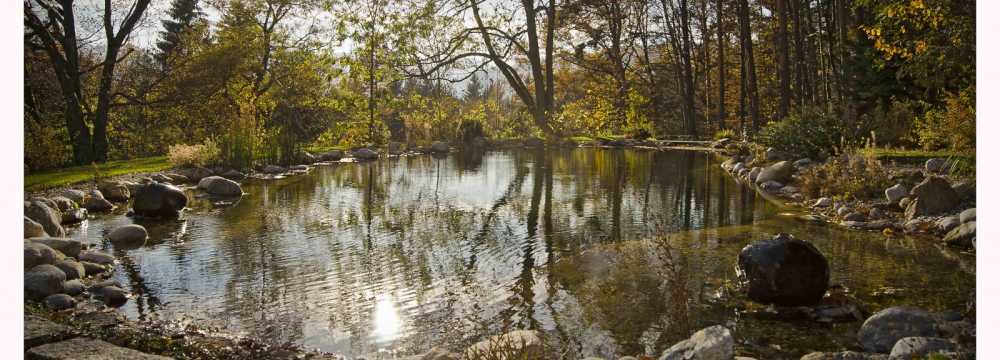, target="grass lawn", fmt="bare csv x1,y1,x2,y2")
304,145,348,154
25,156,171,192
863,148,975,176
